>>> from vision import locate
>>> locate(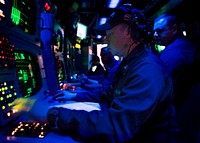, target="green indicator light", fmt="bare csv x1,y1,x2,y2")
2,106,5,110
